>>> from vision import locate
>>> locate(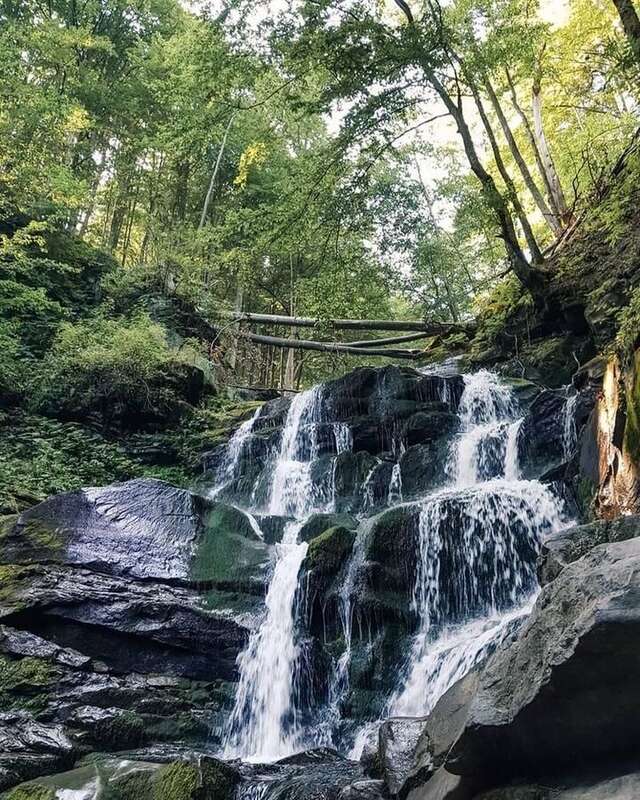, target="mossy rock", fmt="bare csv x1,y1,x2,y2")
192,503,269,585
108,768,154,800
304,526,355,575
4,786,56,800
298,513,358,543
0,564,39,610
0,654,56,714
153,759,238,800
